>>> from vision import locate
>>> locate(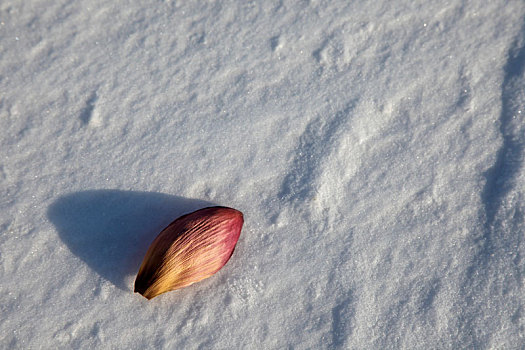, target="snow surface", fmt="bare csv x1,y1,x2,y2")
1,0,525,348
